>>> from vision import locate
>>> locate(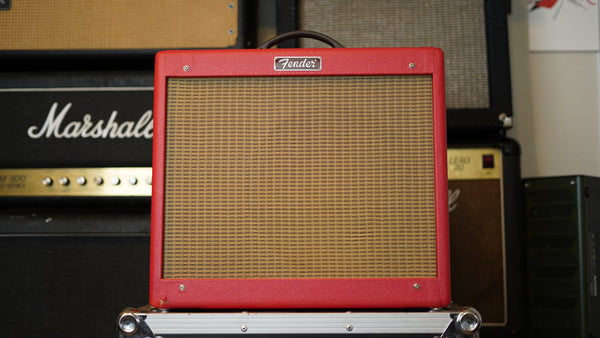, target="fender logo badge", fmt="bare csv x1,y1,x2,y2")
274,57,322,71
